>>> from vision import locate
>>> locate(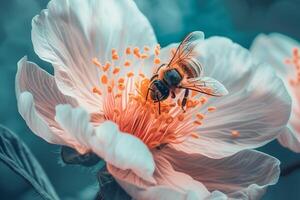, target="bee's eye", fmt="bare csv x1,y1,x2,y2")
150,81,169,101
